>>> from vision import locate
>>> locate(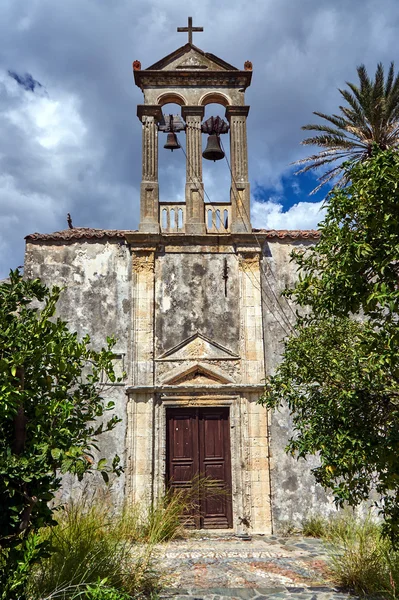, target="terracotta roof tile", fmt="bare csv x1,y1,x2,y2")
253,229,321,239
25,227,321,242
25,228,129,241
